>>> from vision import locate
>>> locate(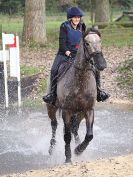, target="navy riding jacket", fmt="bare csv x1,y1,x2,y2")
58,20,83,57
